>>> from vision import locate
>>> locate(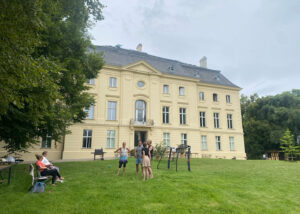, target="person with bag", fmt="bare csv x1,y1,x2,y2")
35,154,63,186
